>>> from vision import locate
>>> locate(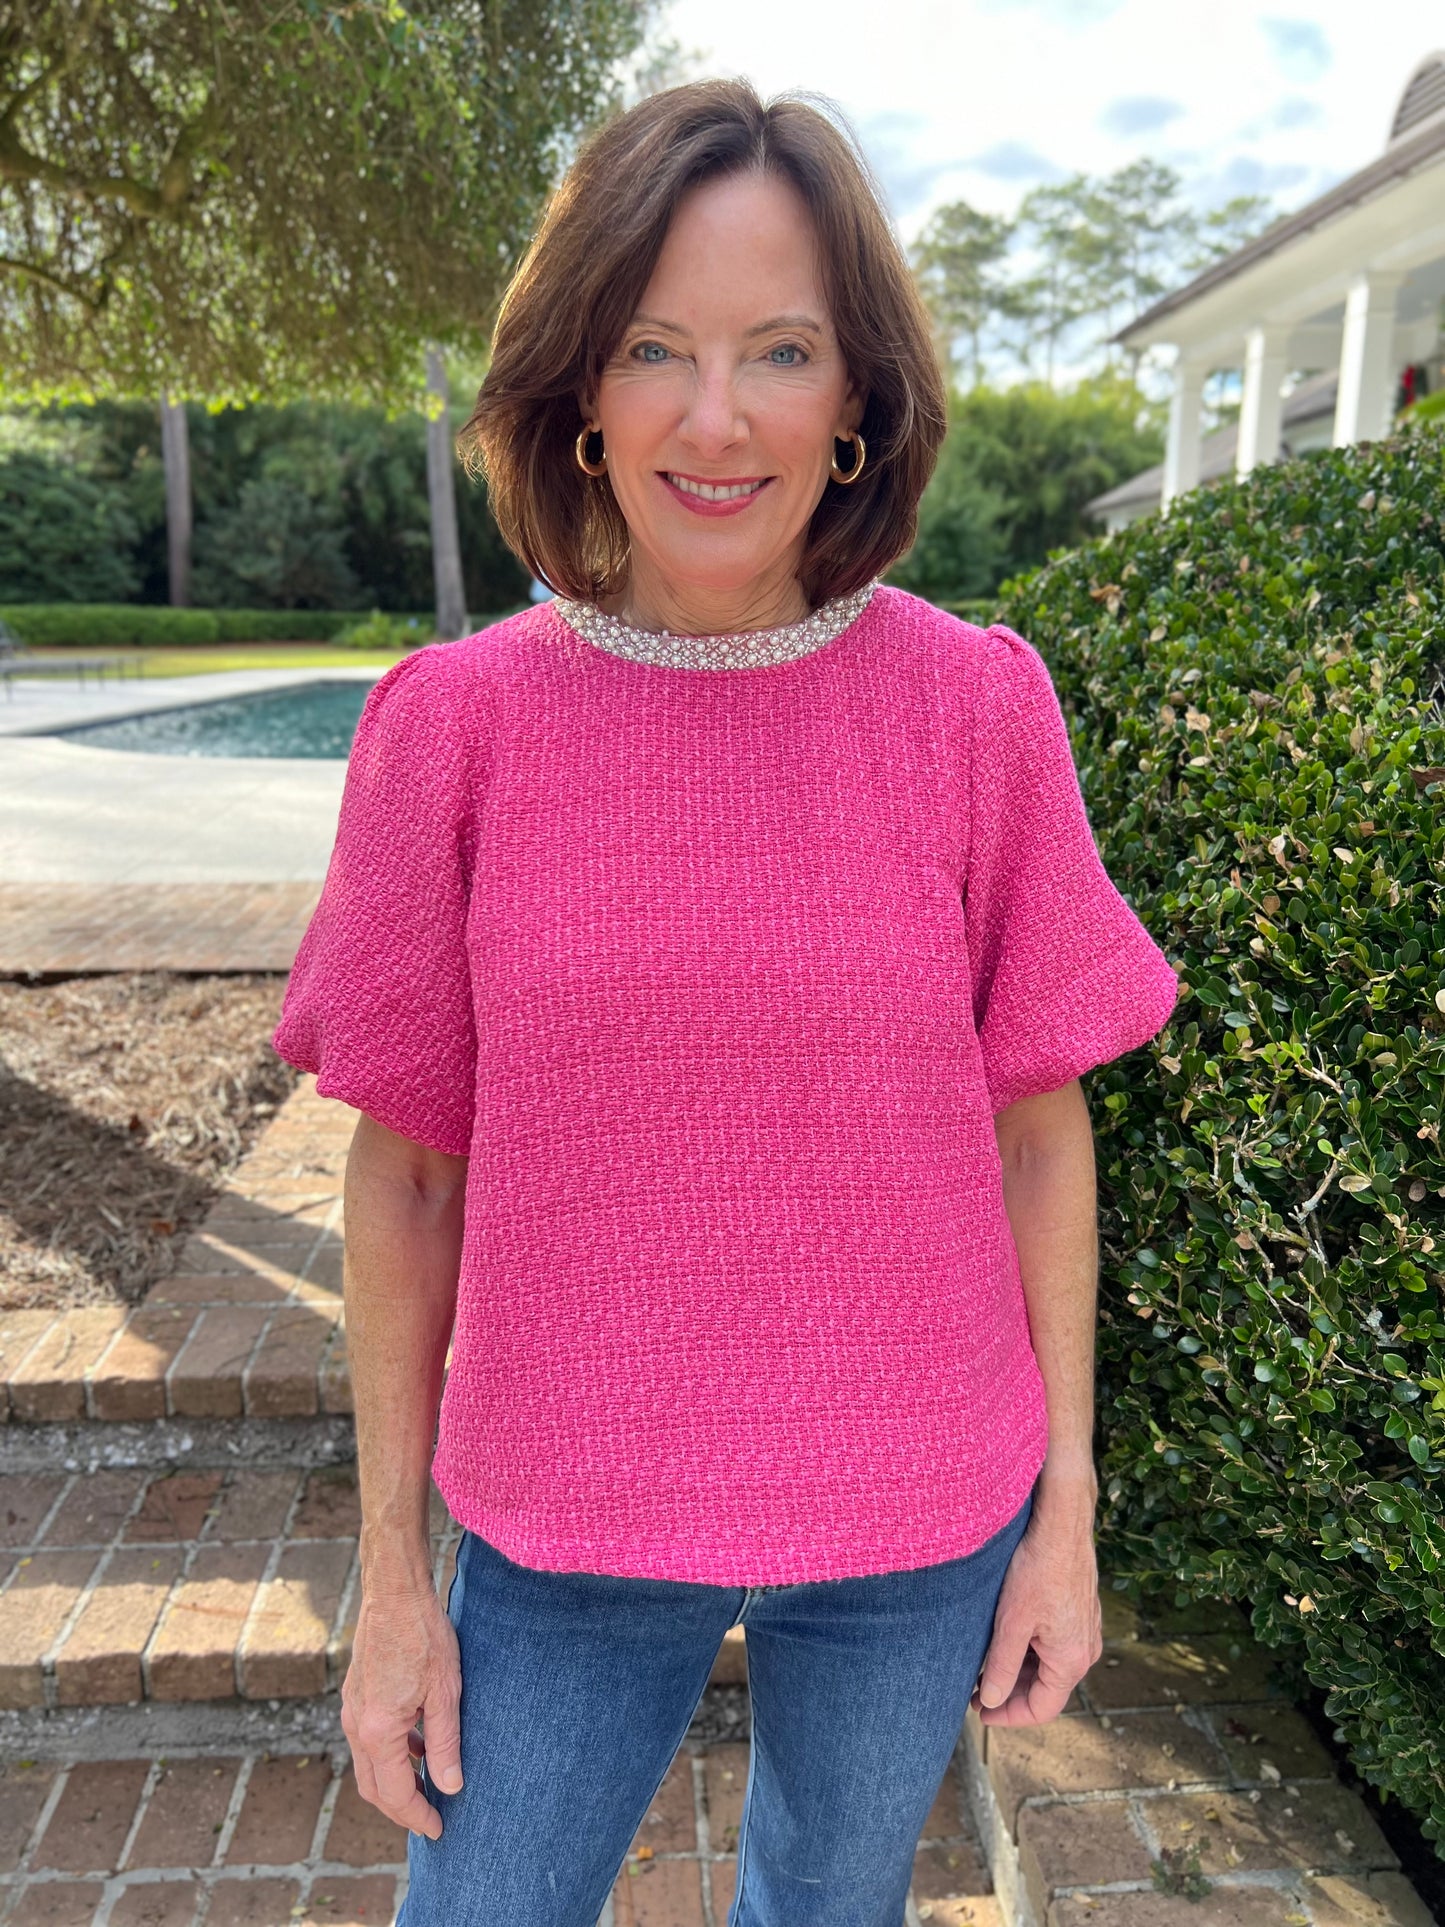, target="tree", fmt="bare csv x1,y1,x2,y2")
158,390,192,607
424,344,466,641
0,0,654,406
0,0,655,624
885,453,1008,604
889,375,1166,601
910,200,1016,389
1009,177,1101,385
0,446,140,600
1,391,533,613
1074,160,1197,352
905,163,1278,393
191,477,362,610
1183,192,1277,273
